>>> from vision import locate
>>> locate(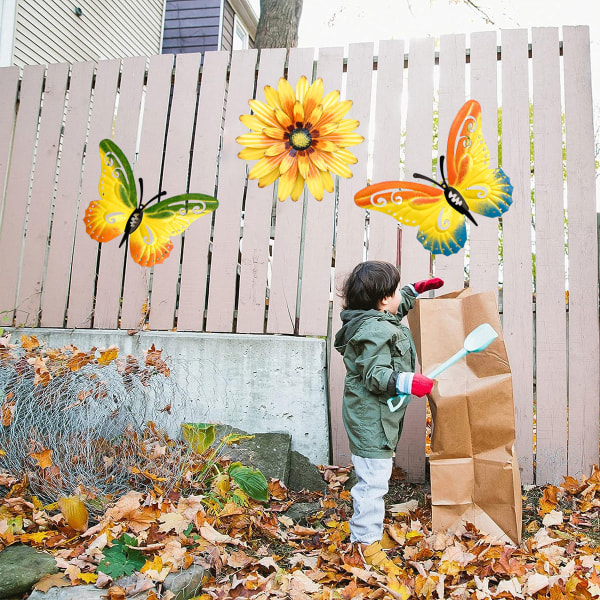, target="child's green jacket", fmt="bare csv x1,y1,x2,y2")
334,287,417,459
